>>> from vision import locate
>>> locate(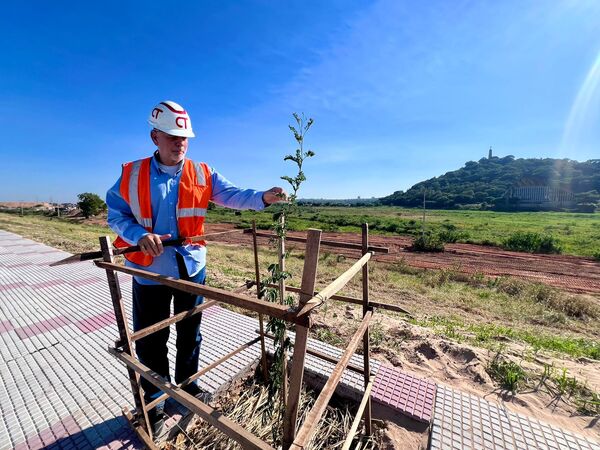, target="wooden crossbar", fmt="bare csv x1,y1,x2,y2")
130,300,217,342
257,282,413,317
244,230,389,253
295,252,373,318
145,336,261,410
259,329,372,376
94,261,309,326
109,347,275,450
